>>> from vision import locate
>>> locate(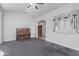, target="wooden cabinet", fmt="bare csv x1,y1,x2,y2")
16,28,30,41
